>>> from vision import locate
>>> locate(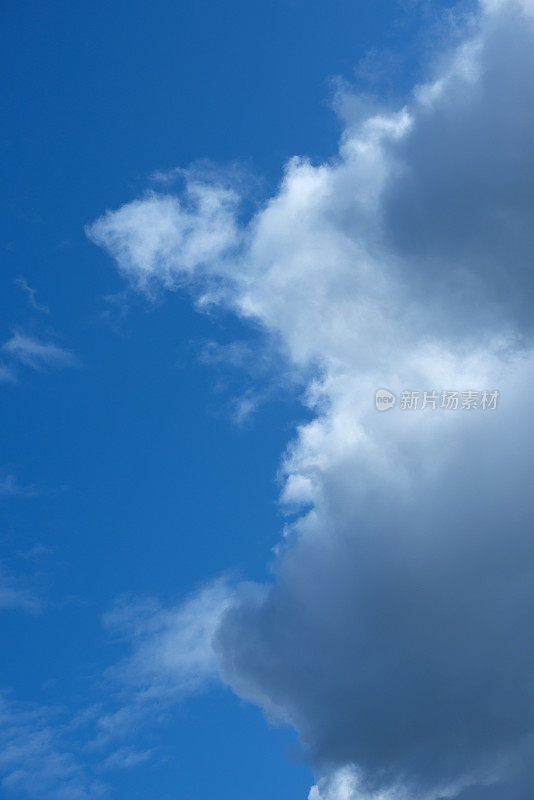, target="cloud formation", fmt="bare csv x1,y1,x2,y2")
0,580,232,798
2,332,77,372
14,278,50,314
88,2,534,798
0,695,104,800
0,365,16,383
0,568,40,614
94,579,234,746
0,474,42,498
